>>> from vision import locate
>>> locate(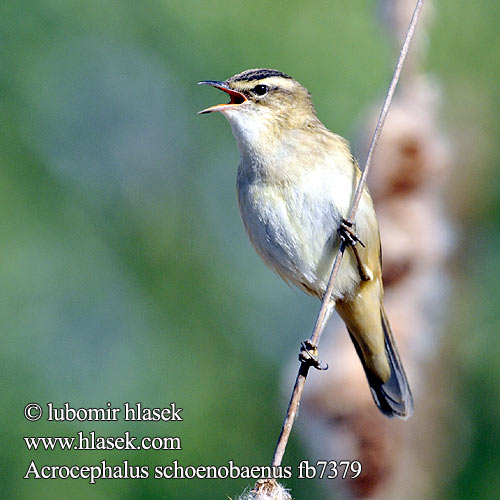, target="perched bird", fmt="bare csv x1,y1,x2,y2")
199,68,413,419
